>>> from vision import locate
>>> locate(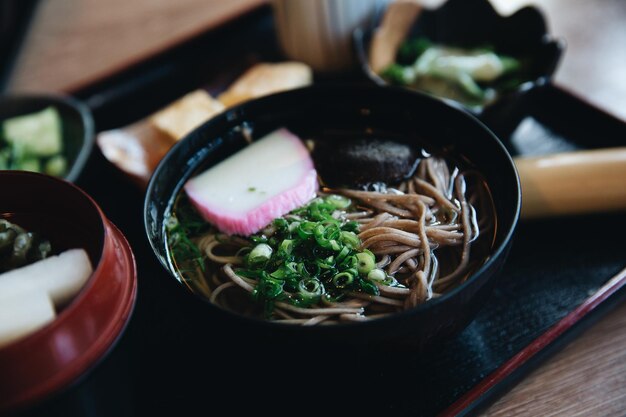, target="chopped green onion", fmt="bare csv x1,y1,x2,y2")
332,271,354,288
335,246,351,263
270,268,286,279
248,243,272,267
165,216,179,231
339,255,358,269
273,217,289,231
367,268,387,282
297,221,317,239
314,223,339,244
279,239,294,257
166,197,211,274
316,255,335,270
344,268,359,278
308,203,327,221
298,277,323,303
285,262,298,274
342,221,360,233
253,275,284,301
296,262,310,278
340,231,360,249
229,193,391,313
359,279,380,296
325,194,351,209
288,221,300,233
356,252,376,274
